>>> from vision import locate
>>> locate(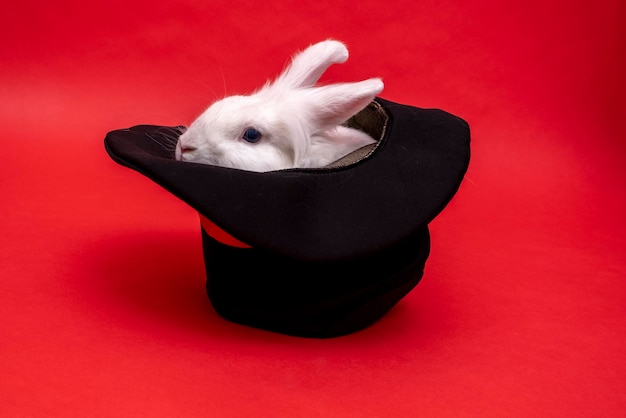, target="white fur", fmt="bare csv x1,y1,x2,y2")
176,40,384,172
